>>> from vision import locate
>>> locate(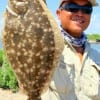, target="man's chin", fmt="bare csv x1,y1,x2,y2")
73,28,83,33
71,29,83,37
